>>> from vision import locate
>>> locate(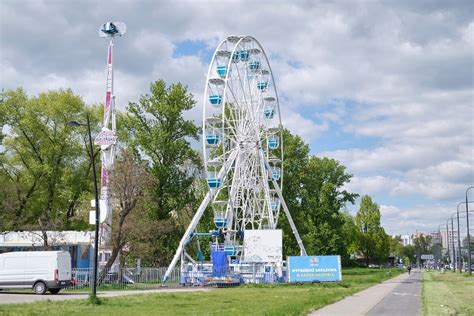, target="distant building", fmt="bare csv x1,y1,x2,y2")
400,234,413,246
430,231,441,246
440,230,459,249
0,231,94,269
